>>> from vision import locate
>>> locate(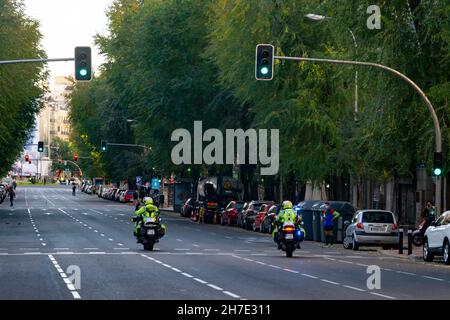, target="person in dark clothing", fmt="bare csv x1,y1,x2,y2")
322,202,340,247
9,188,15,207
72,185,76,196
